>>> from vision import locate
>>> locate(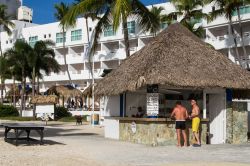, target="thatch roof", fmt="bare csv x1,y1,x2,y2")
46,85,83,97
82,84,93,96
30,95,58,104
95,23,250,96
